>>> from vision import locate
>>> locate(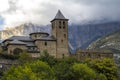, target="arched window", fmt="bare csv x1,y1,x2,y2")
45,42,47,46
